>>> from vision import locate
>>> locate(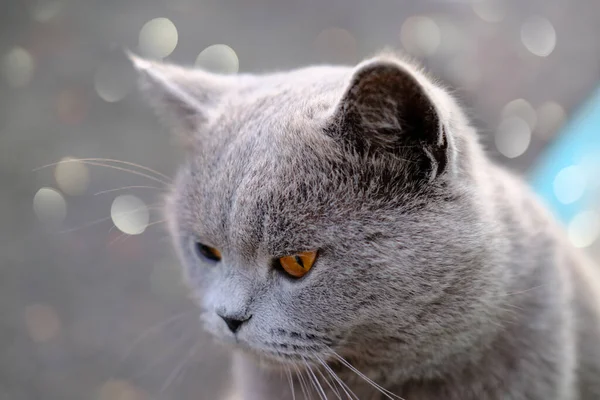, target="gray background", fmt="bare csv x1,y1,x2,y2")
1,0,600,399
